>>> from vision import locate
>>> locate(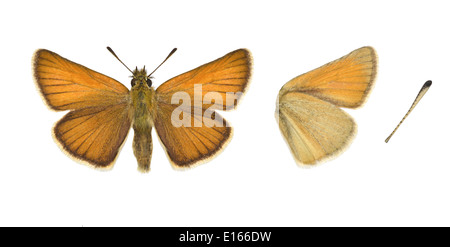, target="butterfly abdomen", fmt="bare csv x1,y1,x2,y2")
131,85,156,172
132,128,153,172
